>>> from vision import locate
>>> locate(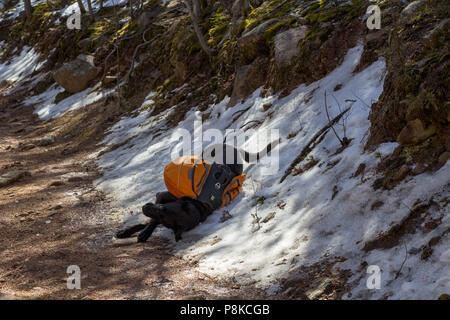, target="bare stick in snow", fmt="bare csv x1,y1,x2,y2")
280,106,350,183
395,242,408,279
324,91,344,146
330,92,350,140
250,177,261,232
